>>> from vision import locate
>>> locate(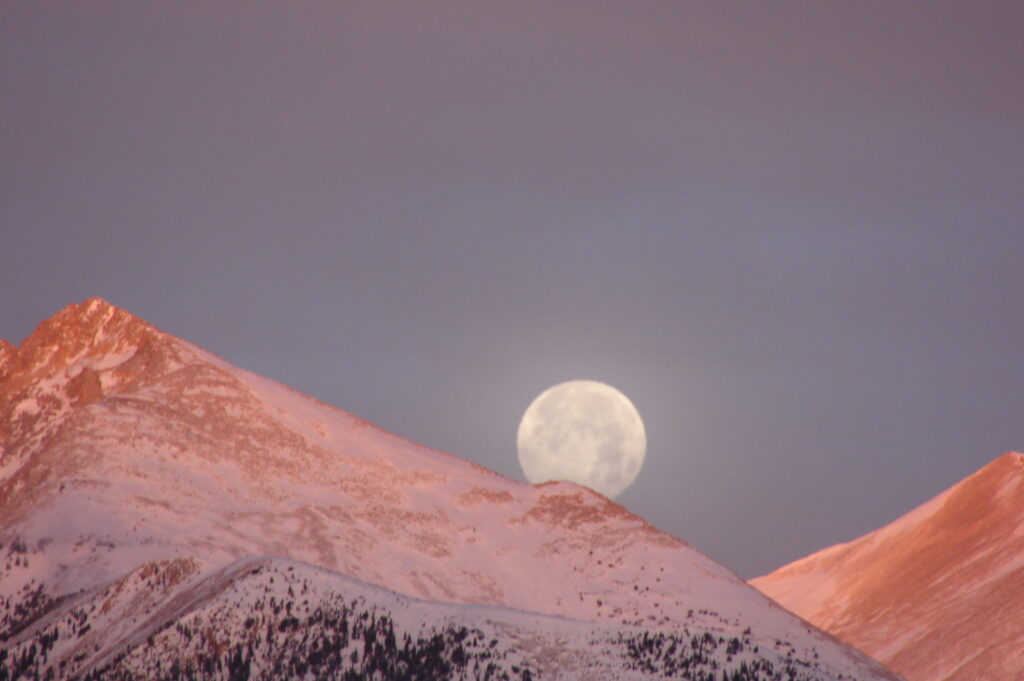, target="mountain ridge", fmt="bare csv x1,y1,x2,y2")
1,298,902,680
753,451,1024,681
